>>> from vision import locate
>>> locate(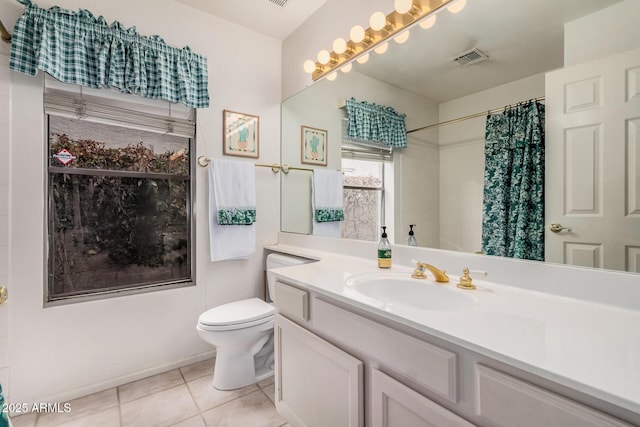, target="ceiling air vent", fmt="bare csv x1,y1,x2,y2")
453,48,489,66
266,0,288,7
